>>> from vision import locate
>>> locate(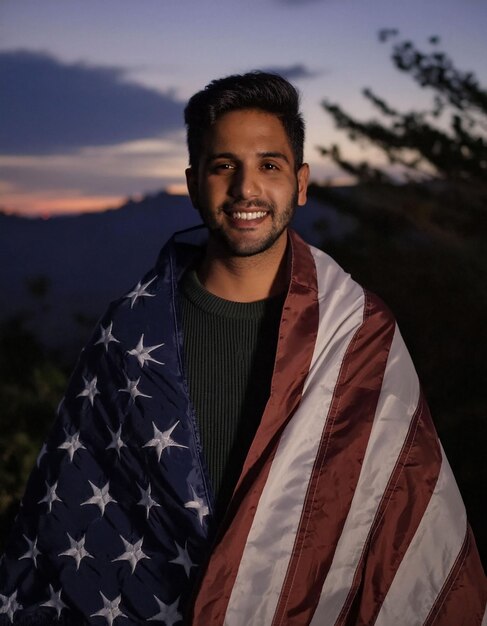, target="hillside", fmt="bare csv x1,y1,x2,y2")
1,190,348,356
